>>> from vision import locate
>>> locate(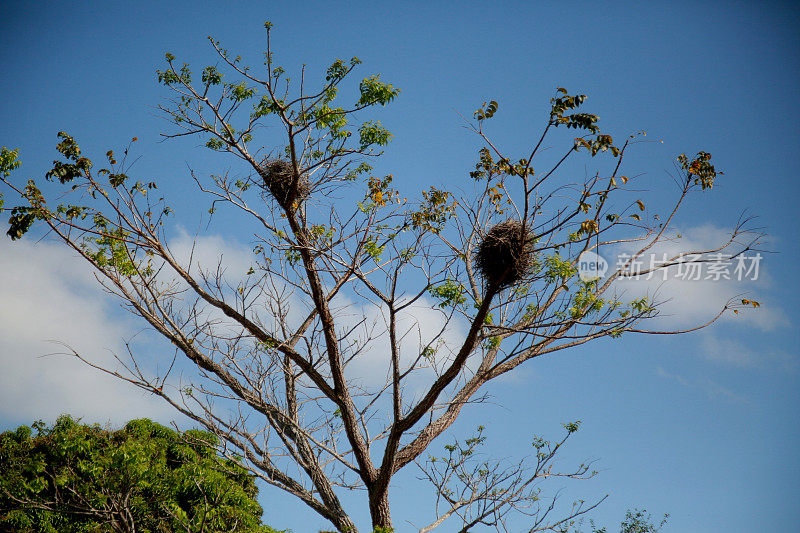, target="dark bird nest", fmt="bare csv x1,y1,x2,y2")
475,219,536,288
257,159,310,210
